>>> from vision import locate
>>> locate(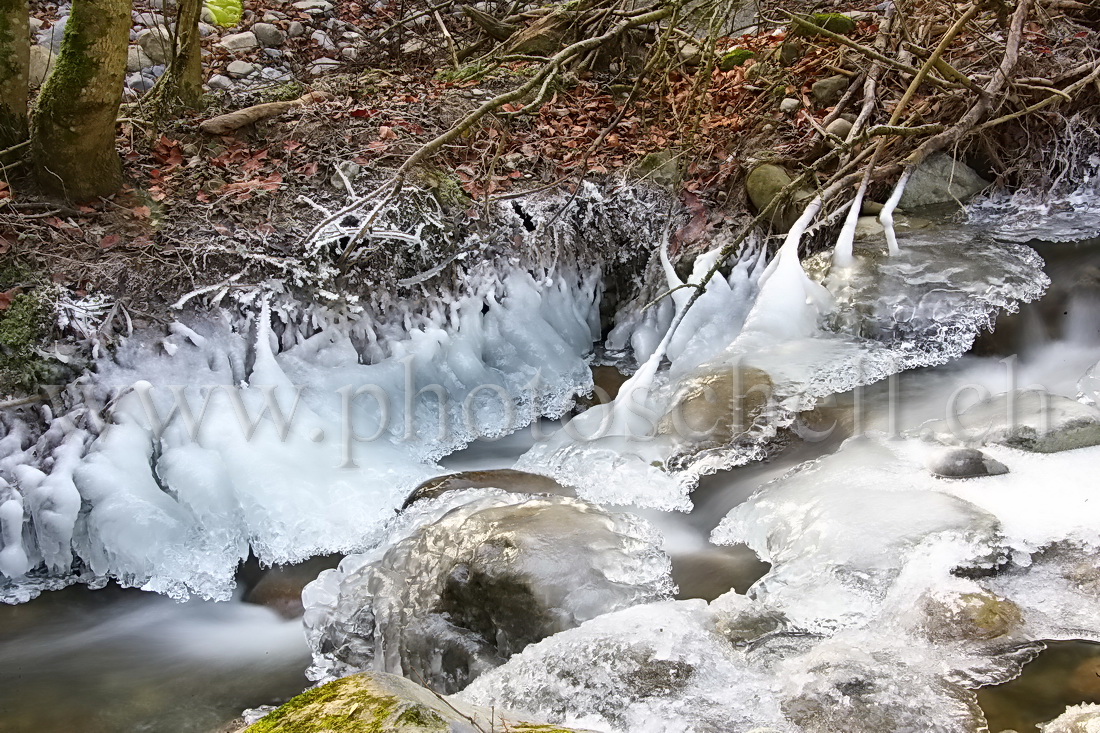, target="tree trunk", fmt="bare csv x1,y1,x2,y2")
29,0,130,200
0,0,30,148
151,0,203,110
